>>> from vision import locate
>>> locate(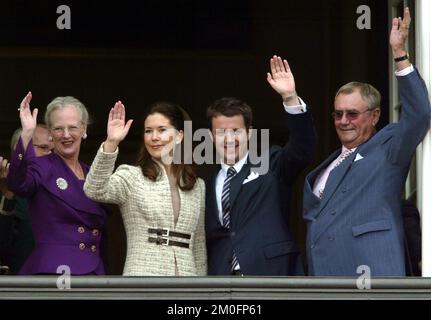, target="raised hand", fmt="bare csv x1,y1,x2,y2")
266,55,299,105
18,92,38,151
0,156,9,179
0,156,12,197
390,7,411,57
19,92,37,135
104,101,133,153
